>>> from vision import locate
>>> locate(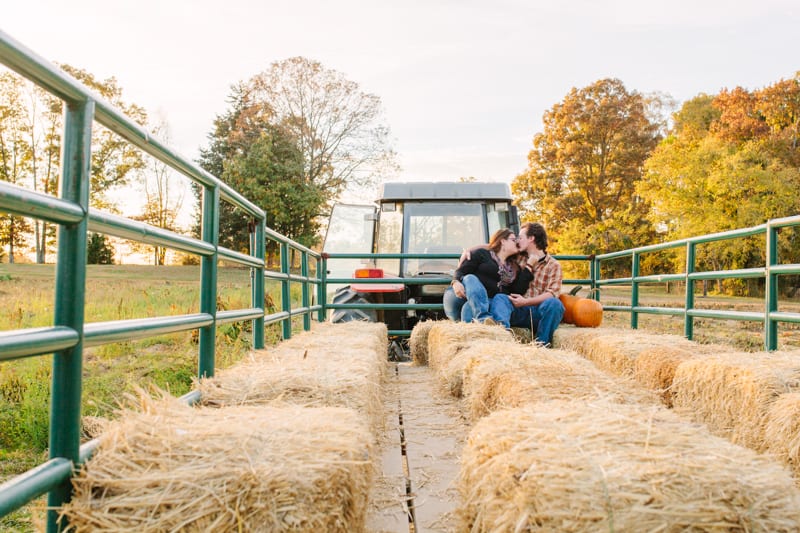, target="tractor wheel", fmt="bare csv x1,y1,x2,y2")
330,287,377,323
